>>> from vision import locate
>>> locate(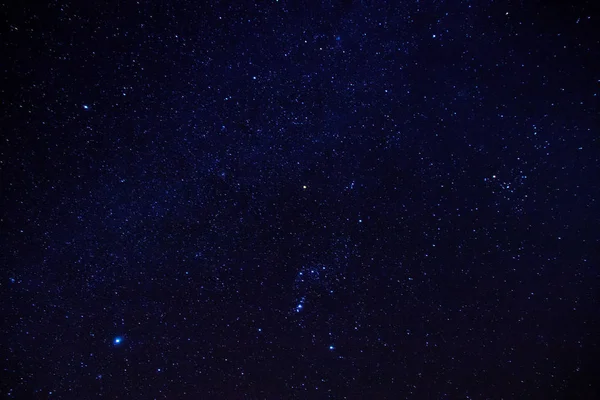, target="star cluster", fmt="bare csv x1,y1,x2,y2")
2,1,599,398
